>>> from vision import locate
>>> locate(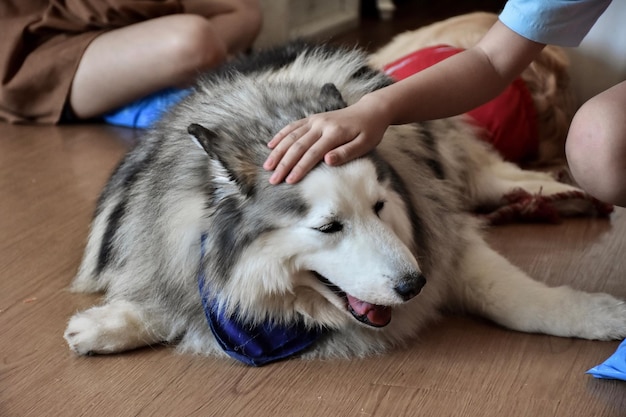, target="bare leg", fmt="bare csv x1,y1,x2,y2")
70,3,262,119
566,80,626,207
182,0,263,54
